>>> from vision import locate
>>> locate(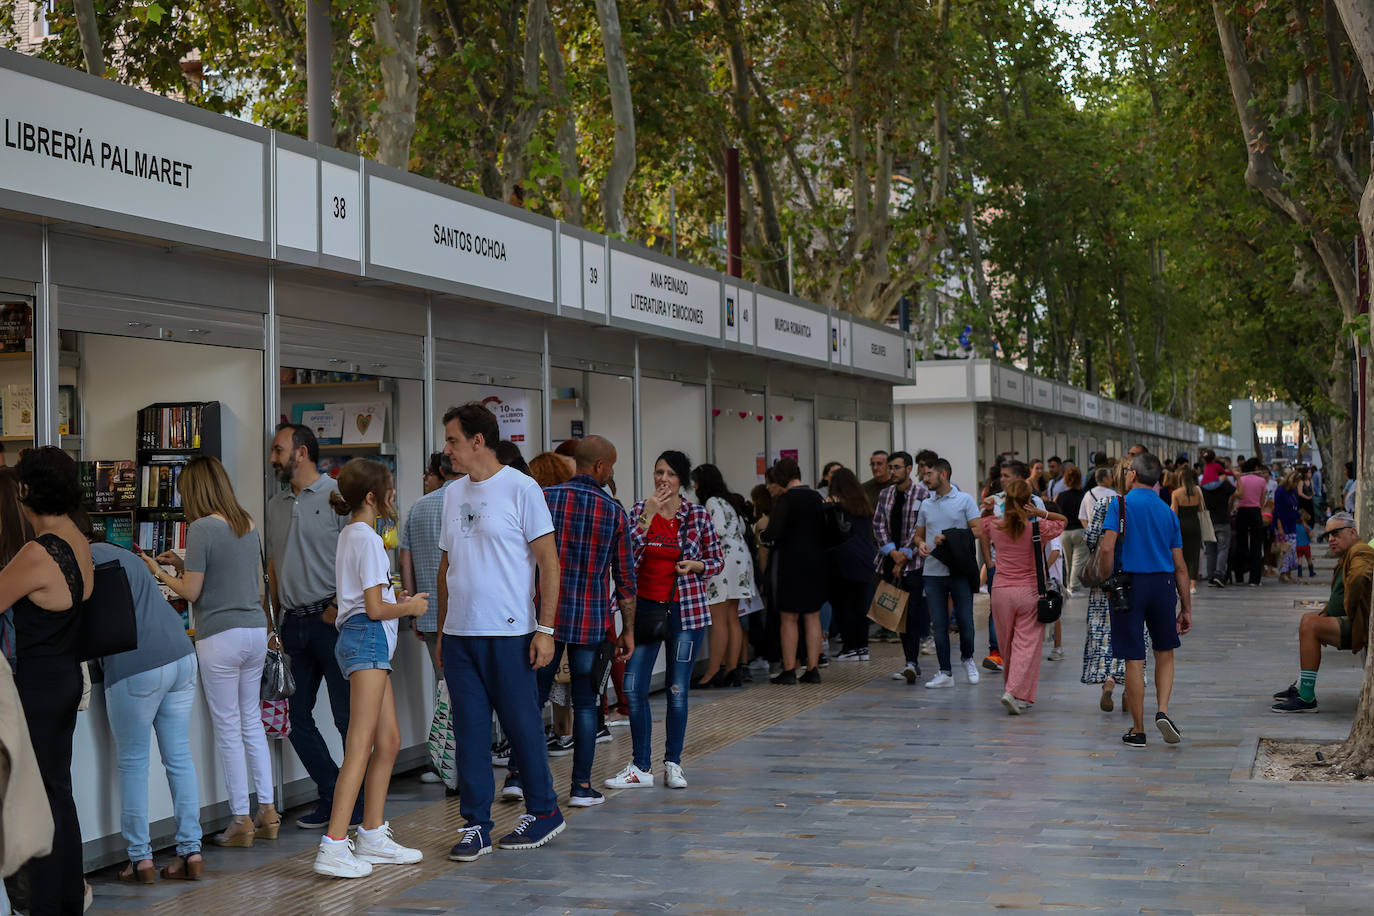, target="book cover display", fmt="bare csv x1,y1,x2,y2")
0,303,31,353
3,384,33,437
